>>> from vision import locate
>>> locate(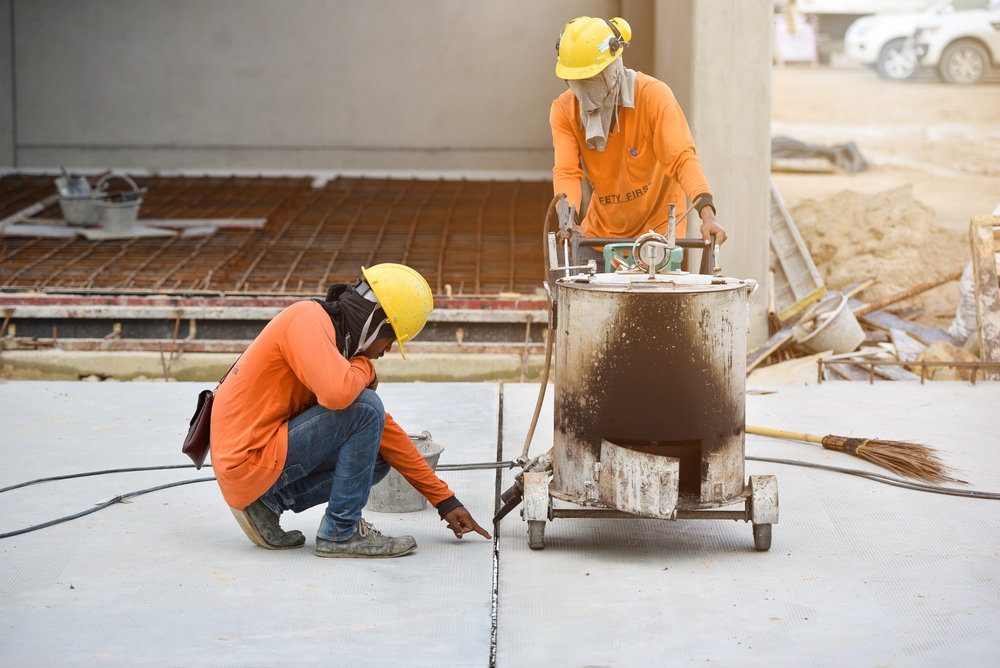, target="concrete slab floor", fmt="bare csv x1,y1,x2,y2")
1,380,998,667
